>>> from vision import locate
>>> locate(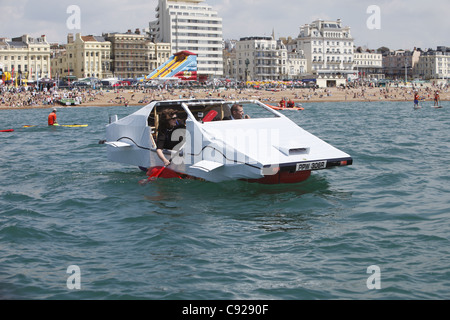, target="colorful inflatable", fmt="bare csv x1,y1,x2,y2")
146,51,198,81
2,72,11,82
